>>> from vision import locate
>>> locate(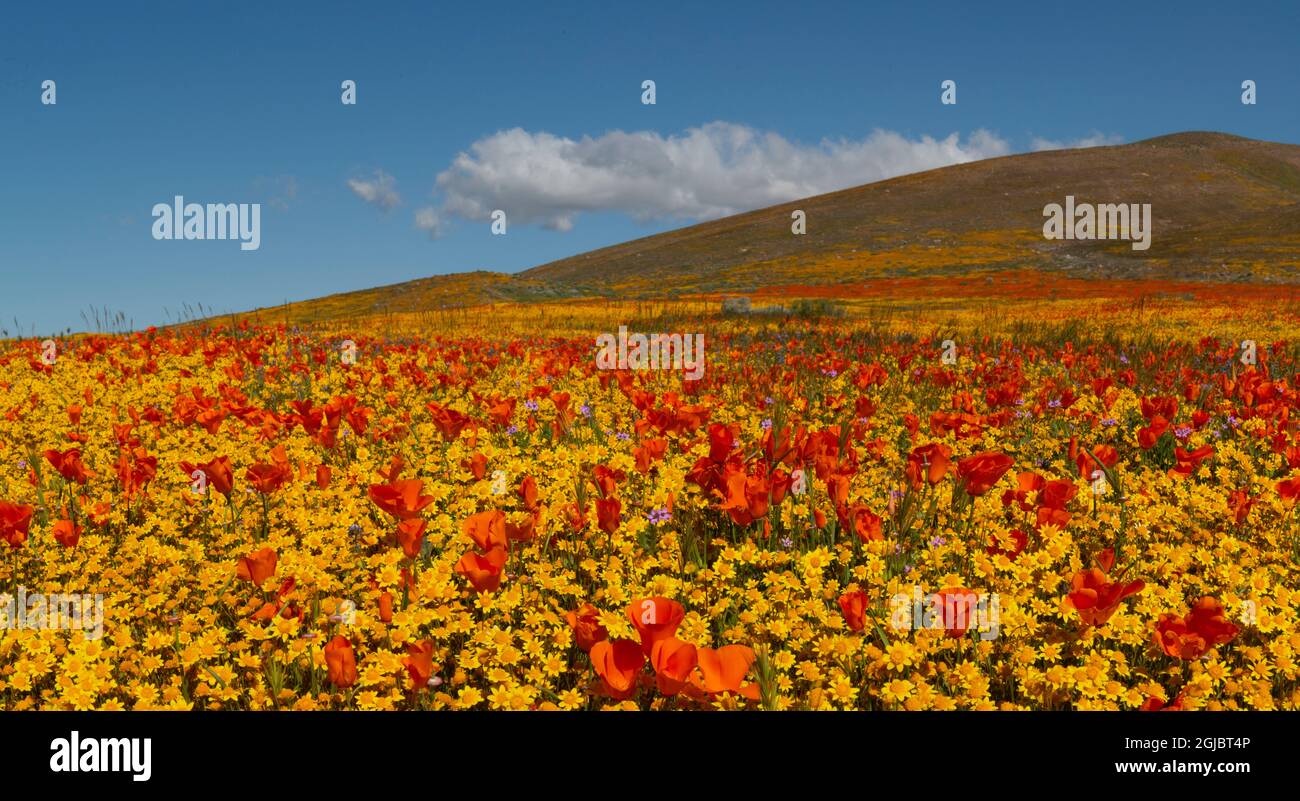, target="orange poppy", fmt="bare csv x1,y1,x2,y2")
517,475,540,512
565,603,608,652
462,510,507,551
838,589,870,632
395,518,427,559
628,597,686,655
986,528,1028,558
505,511,538,543
1066,549,1144,627
455,547,507,592
842,504,883,542
181,456,234,497
1152,597,1240,660
1073,441,1119,479
595,496,621,534
650,637,698,696
369,478,435,520
956,452,1014,496
245,462,291,494
44,448,93,484
236,547,278,587
463,452,488,481
52,518,81,548
589,639,645,700
1227,489,1254,525
932,587,980,638
426,402,471,441
324,636,358,689
403,640,435,689
693,645,760,699
906,443,952,489
1137,416,1169,450
0,501,34,549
